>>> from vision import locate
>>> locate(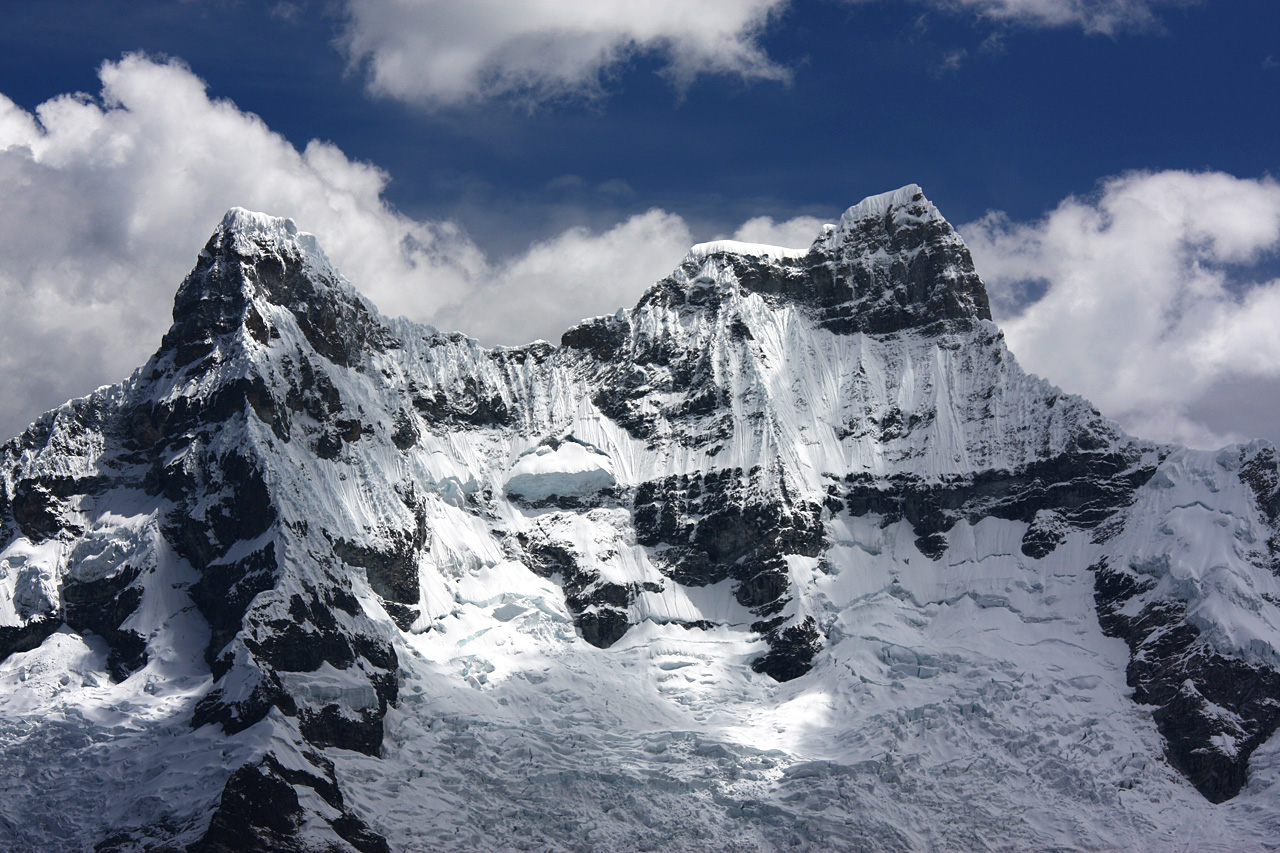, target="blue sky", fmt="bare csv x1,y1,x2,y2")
0,0,1278,445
